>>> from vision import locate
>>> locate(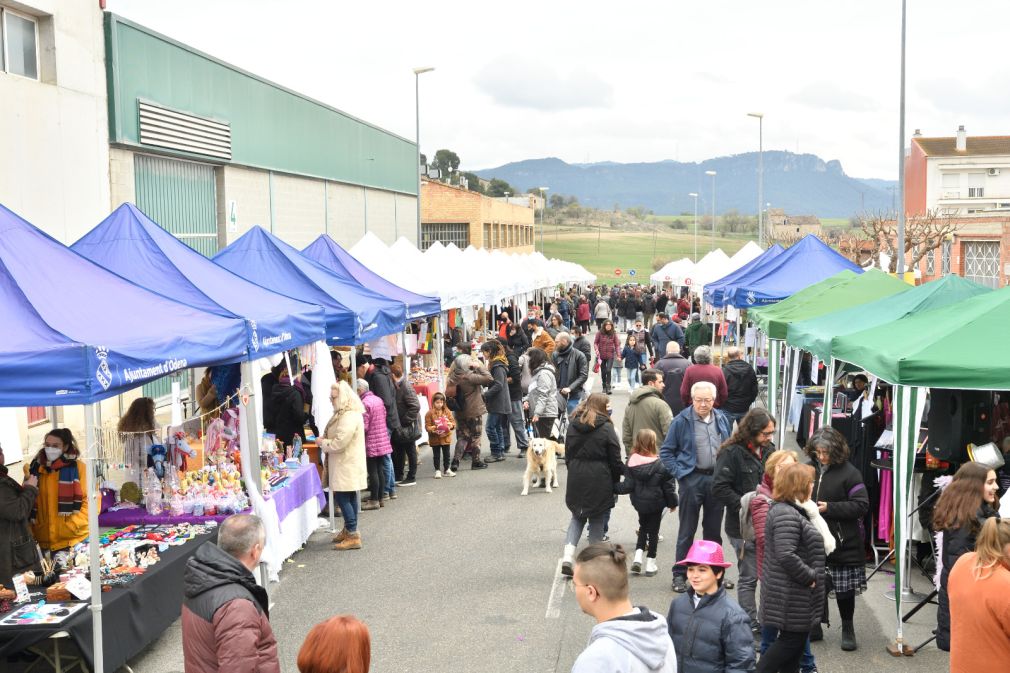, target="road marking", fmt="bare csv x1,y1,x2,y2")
546,558,568,619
